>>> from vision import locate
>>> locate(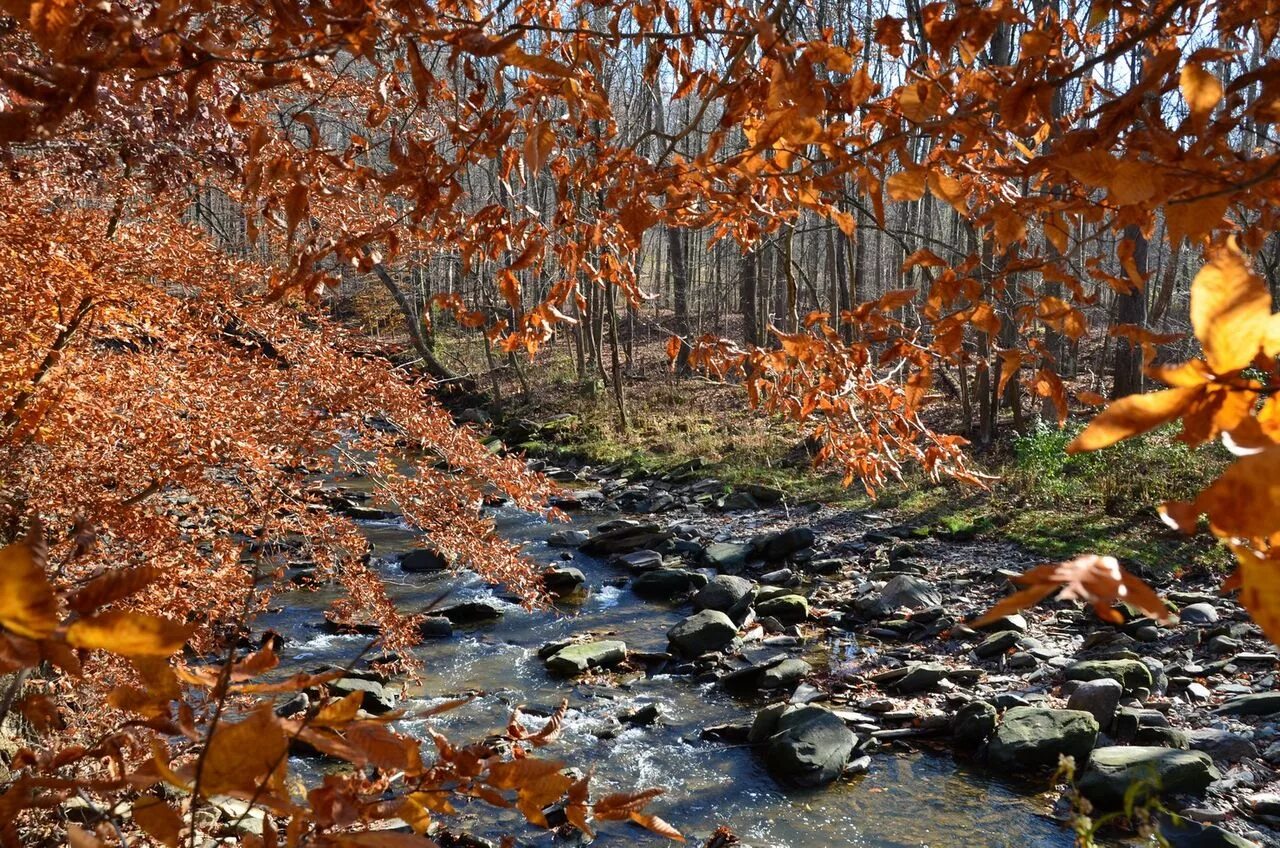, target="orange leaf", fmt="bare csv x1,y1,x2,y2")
0,520,56,640
1180,63,1223,121
1067,386,1203,453
200,706,288,799
886,169,926,201
132,796,183,847
1191,244,1272,373
1196,449,1280,539
66,611,192,657
1231,545,1280,645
